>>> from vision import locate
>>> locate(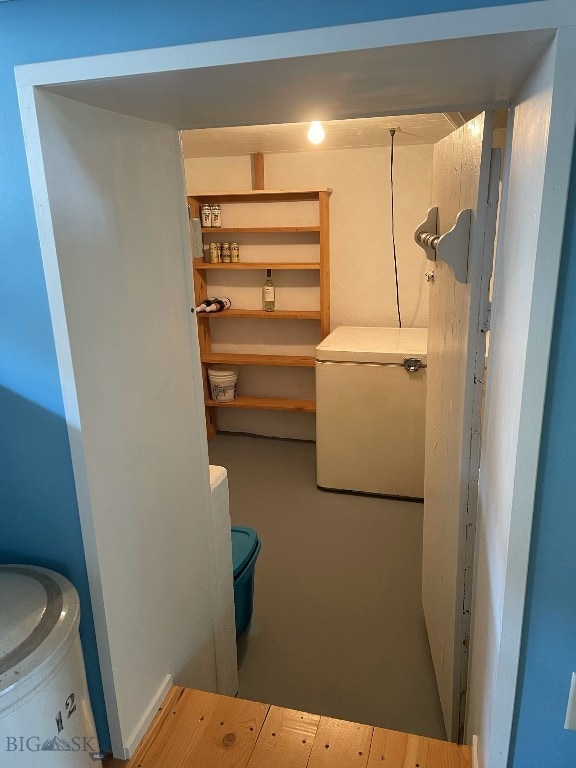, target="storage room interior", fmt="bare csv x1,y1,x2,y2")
178,112,506,736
